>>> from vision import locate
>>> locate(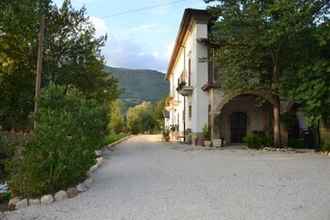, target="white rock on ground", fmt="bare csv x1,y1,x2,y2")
29,199,41,206
83,178,93,188
54,190,68,201
95,150,102,157
5,135,330,220
40,194,54,205
15,199,28,210
66,187,79,198
96,157,104,166
76,183,88,192
88,164,98,175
